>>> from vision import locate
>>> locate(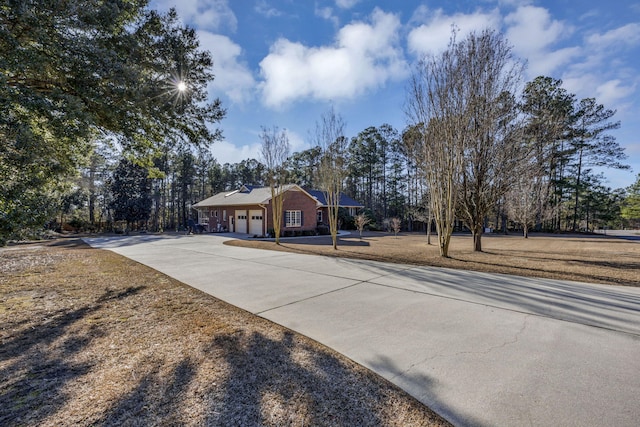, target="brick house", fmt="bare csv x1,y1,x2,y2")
192,184,363,236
